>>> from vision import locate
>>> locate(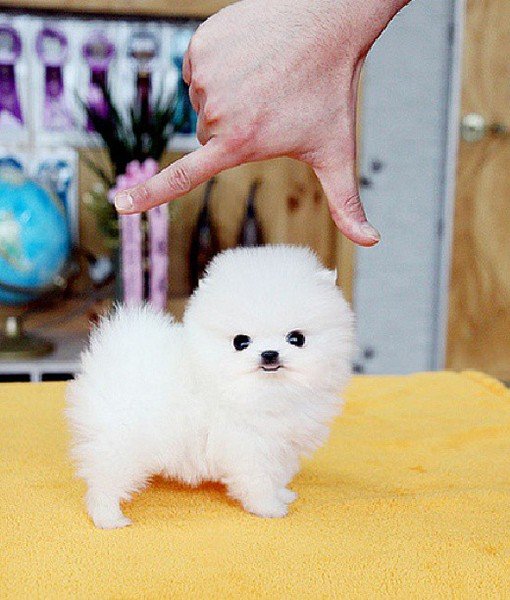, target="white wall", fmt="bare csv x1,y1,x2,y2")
354,0,458,374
